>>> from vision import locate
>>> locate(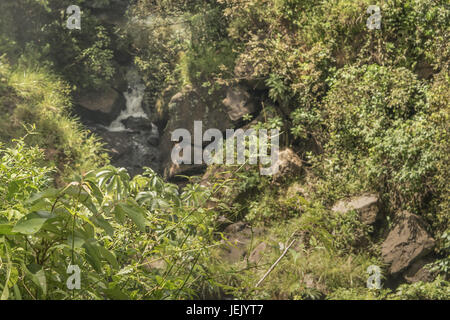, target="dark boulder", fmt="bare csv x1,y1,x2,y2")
381,211,435,276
